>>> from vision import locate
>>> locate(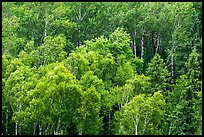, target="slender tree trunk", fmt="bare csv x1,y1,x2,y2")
42,15,48,66
44,9,48,39
39,123,42,135
133,119,138,135
133,116,140,135
170,53,174,91
78,122,83,135
48,98,53,135
142,114,149,134
142,121,146,134
77,6,82,47
135,123,138,135
141,34,144,60
77,10,81,47
33,122,36,135
15,103,20,135
15,122,18,135
77,26,81,47
155,33,160,56
43,49,46,66
168,121,172,135
118,103,121,111
131,36,136,58
42,7,49,65
76,5,86,47
126,94,129,104
133,44,137,58
56,117,61,135
44,19,47,39
5,104,8,135
133,31,137,58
